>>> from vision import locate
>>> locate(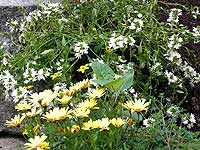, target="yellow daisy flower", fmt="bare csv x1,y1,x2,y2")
78,99,99,110
25,108,42,118
33,124,41,136
5,114,25,127
110,118,126,128
29,90,57,107
121,98,150,113
24,135,49,150
77,64,89,73
132,98,150,112
72,108,90,118
105,48,113,53
87,88,106,99
51,71,62,80
95,117,110,131
15,101,32,111
57,95,72,105
82,119,95,130
40,90,58,106
42,107,71,122
70,125,80,133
